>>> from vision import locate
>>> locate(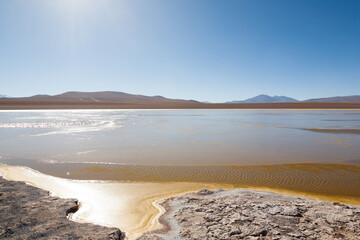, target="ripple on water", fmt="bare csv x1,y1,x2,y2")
64,163,360,199
1,158,359,199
